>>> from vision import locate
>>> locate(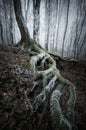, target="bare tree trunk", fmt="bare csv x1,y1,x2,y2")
24,0,30,23
13,0,30,44
0,22,3,44
10,0,14,44
76,0,86,58
78,33,86,57
55,0,63,50
73,0,82,58
33,0,41,43
62,0,70,57
45,0,50,50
